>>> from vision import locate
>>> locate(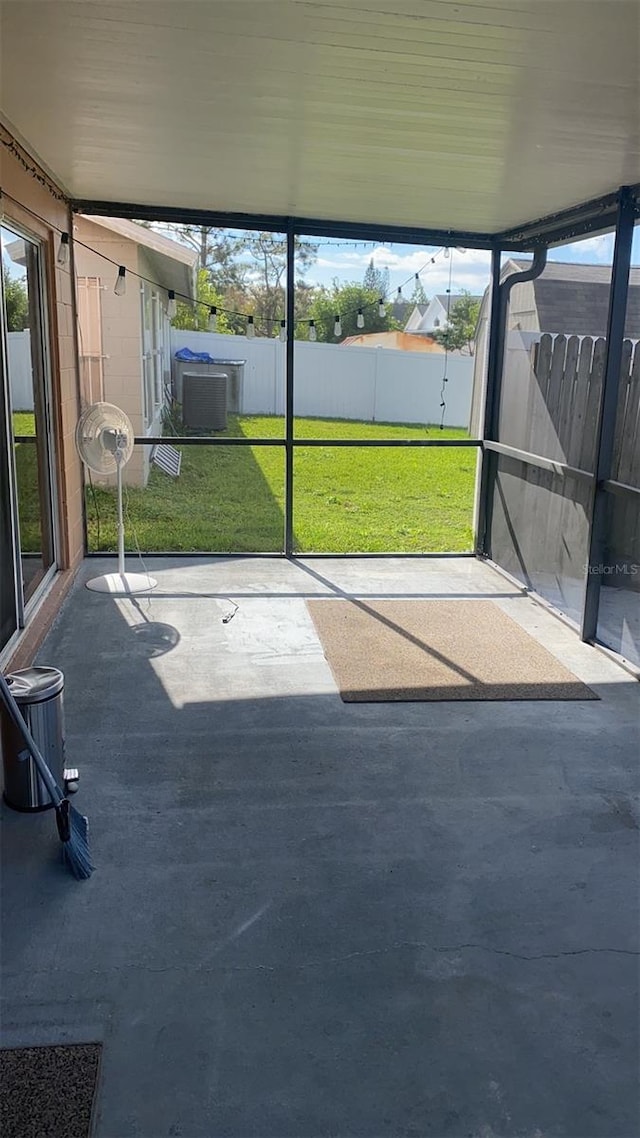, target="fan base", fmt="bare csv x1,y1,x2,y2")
86,572,157,595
